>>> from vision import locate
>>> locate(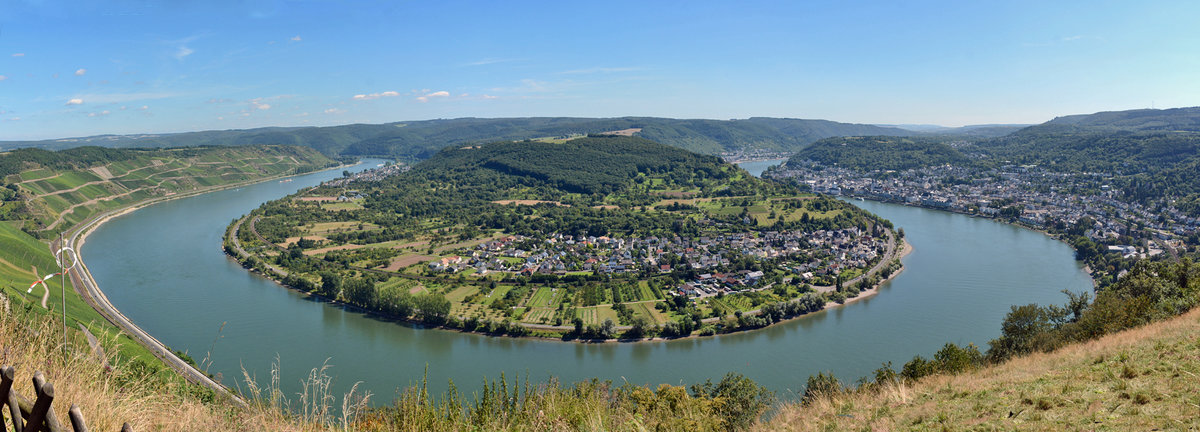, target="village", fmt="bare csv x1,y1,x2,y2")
429,226,891,300
768,161,1200,260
